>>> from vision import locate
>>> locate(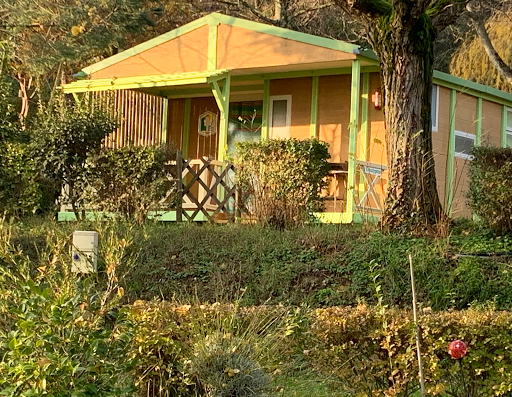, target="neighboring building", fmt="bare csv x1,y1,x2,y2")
61,12,512,222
